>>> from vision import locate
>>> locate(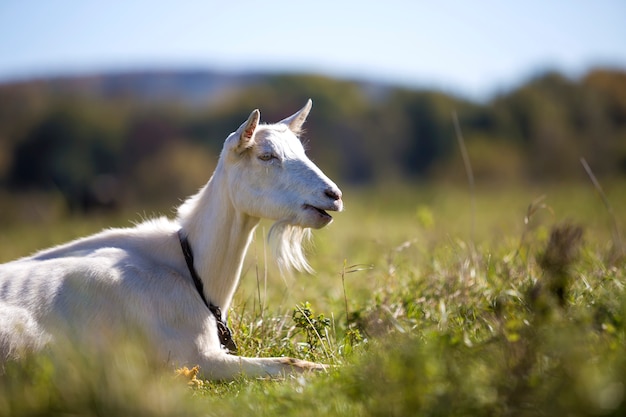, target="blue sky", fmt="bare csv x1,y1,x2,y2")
0,0,624,100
